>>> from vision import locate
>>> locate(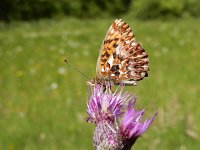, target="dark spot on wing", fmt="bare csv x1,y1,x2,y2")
110,65,119,72
104,47,111,50
134,64,140,69
134,58,139,62
104,39,112,44
114,38,119,41
106,63,110,68
102,51,110,57
101,59,107,62
144,72,148,77
129,50,134,54
114,71,120,76
113,43,118,48
113,52,117,59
